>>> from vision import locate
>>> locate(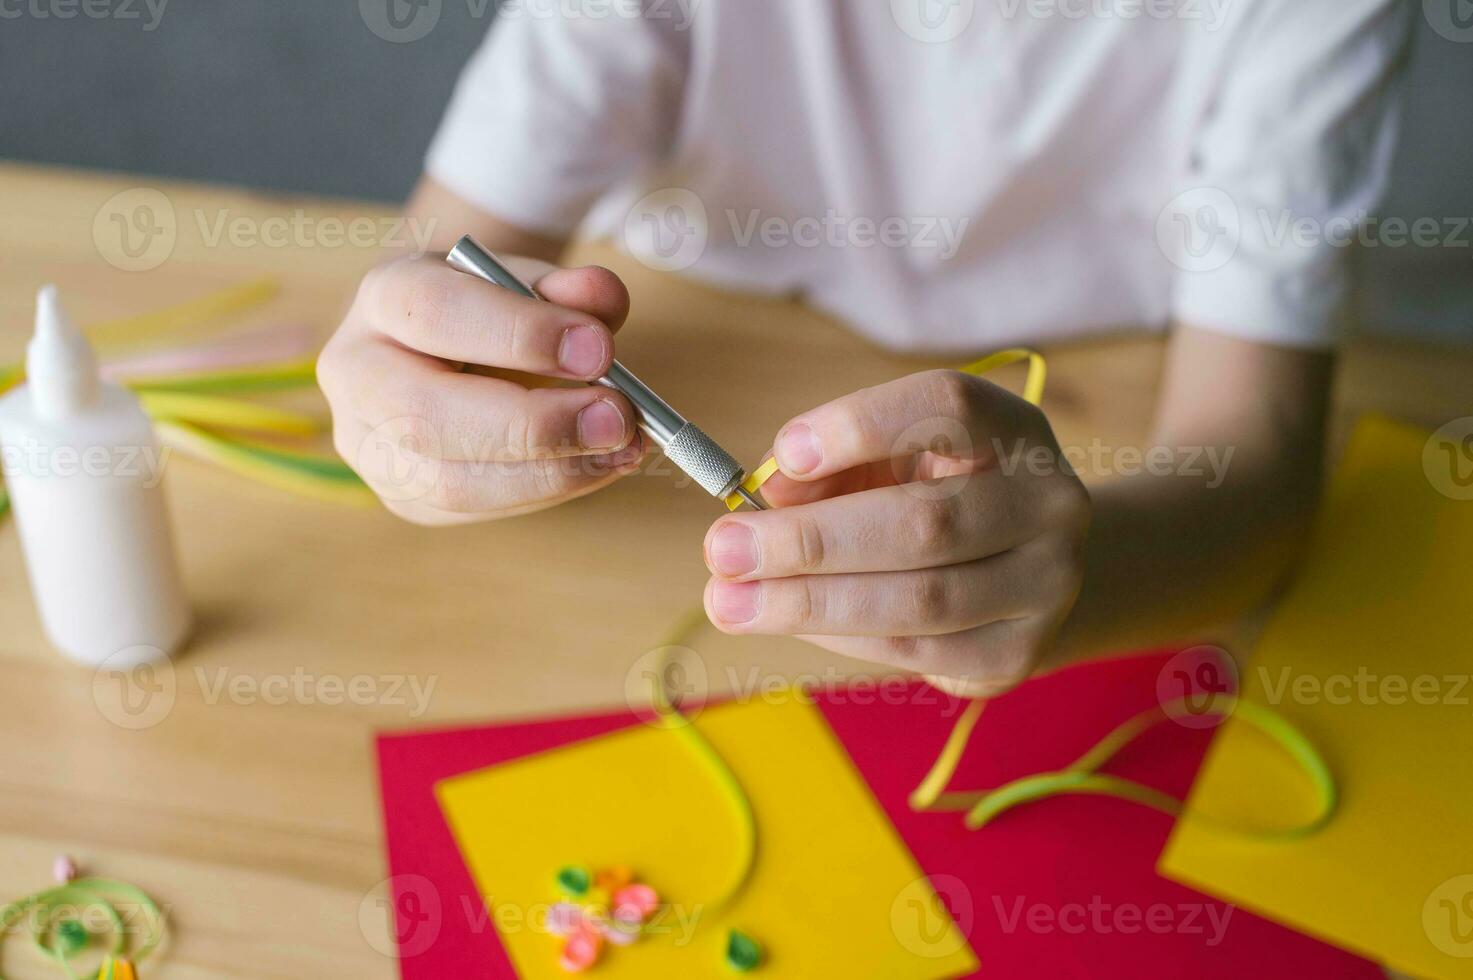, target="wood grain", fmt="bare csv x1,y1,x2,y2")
0,163,1467,978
